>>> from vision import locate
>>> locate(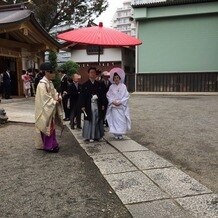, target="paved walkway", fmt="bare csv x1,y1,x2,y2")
1,96,217,218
